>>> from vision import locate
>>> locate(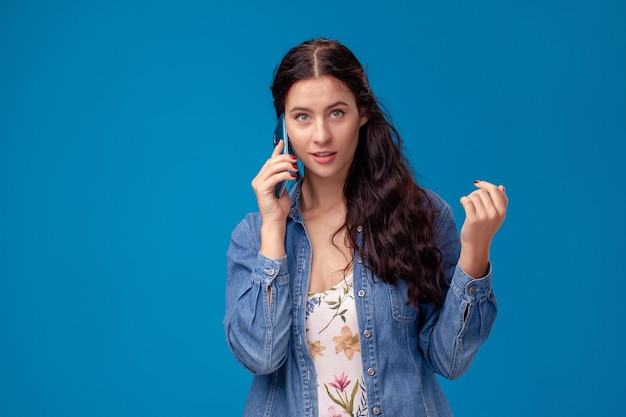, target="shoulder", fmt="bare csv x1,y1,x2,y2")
237,211,263,231
230,211,263,245
419,188,457,237
420,188,452,214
